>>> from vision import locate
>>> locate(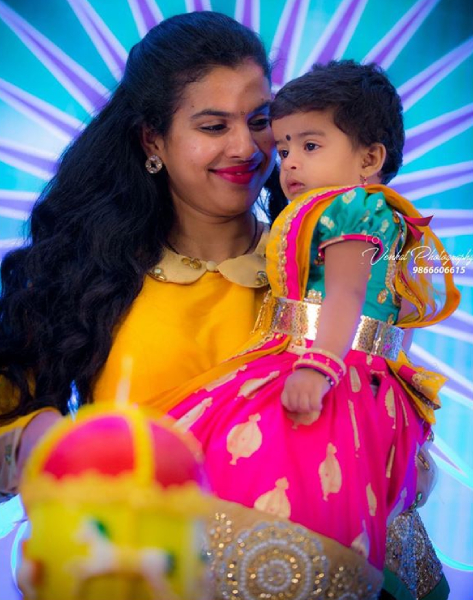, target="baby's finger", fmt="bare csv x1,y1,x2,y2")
298,393,312,413
280,389,289,408
308,393,323,413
